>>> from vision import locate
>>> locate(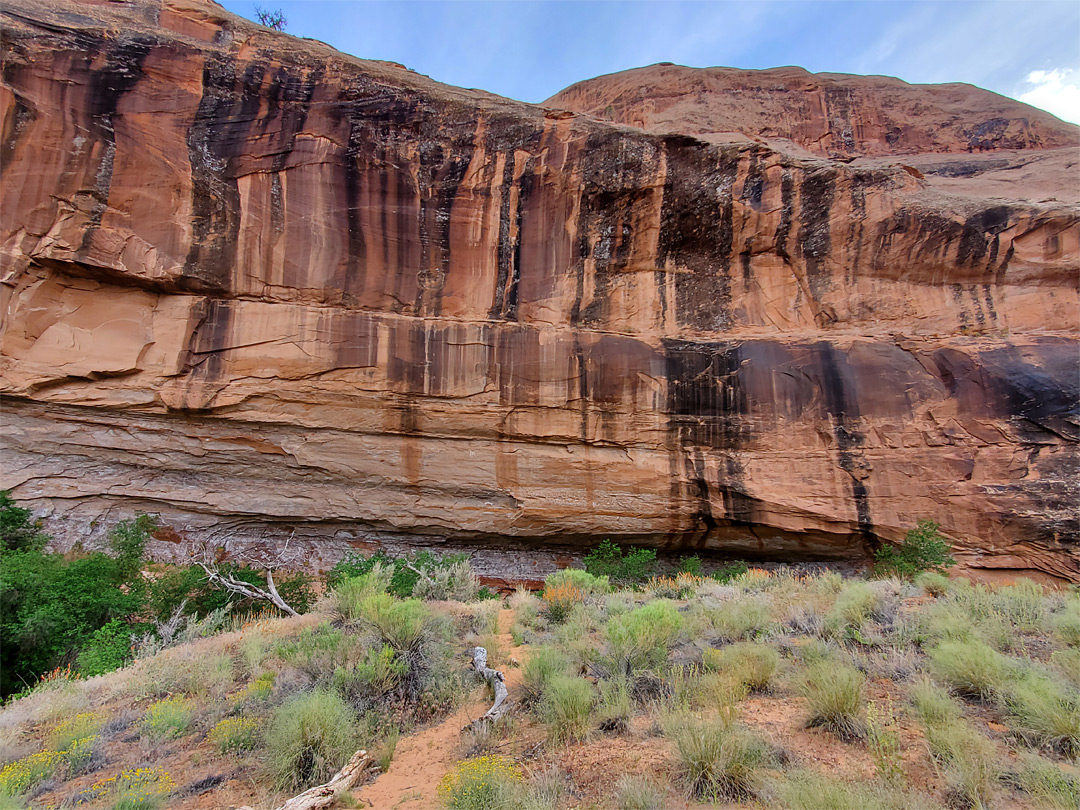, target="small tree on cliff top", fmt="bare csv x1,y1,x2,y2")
255,6,287,30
